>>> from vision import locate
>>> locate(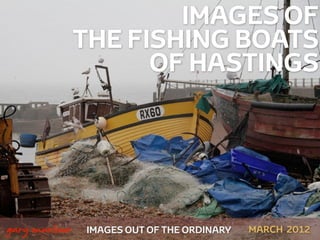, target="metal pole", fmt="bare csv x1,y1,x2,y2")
282,0,291,82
